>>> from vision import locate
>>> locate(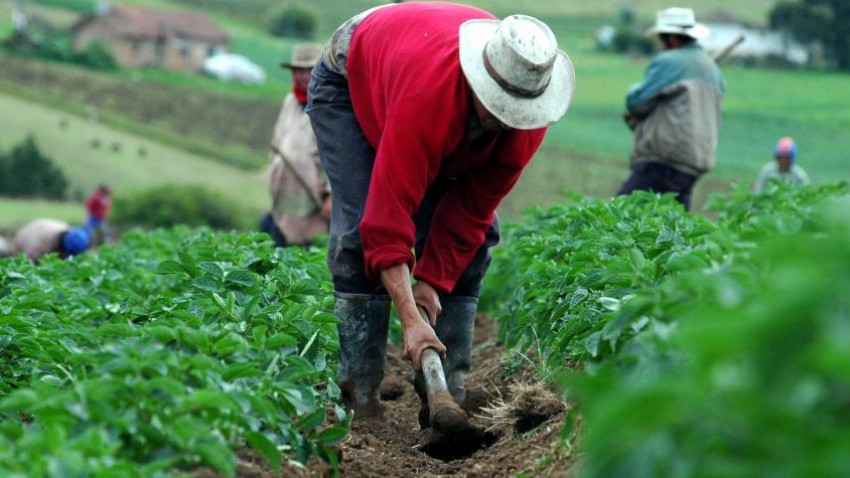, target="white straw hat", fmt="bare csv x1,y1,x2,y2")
645,7,710,39
459,15,575,130
280,42,322,69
